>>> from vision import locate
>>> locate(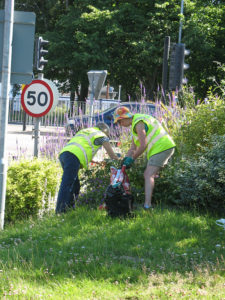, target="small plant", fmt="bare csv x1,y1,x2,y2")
6,158,62,222
209,61,225,97
178,85,197,109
